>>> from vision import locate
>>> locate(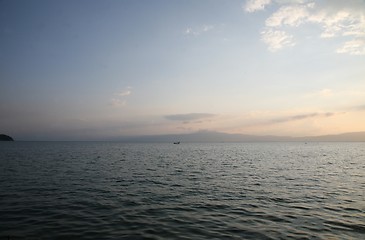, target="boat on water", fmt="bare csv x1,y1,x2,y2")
173,141,180,144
